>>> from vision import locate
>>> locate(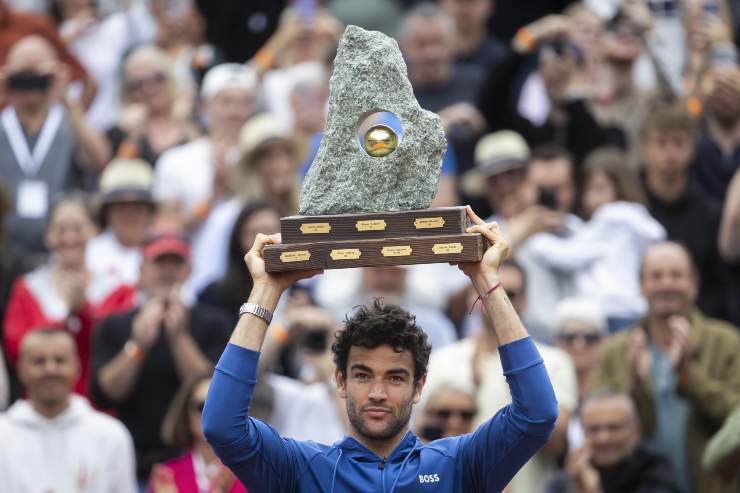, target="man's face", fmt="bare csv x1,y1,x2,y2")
641,244,697,319
555,320,602,373
527,157,576,213
402,17,455,87
423,389,477,438
139,253,190,299
642,130,694,184
337,345,423,442
704,67,740,128
107,202,153,246
582,397,640,468
206,87,253,134
439,0,491,33
19,334,79,408
485,166,530,218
